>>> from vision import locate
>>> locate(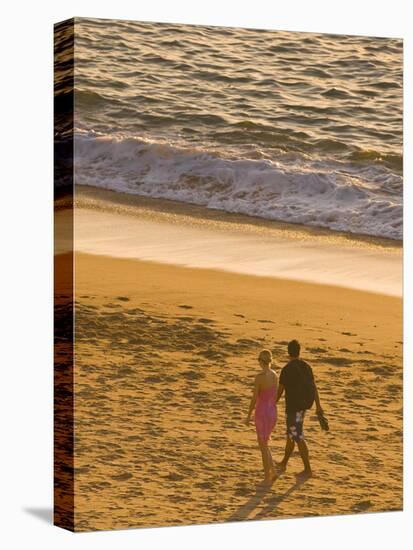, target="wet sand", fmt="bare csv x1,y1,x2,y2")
70,186,402,297
58,248,403,531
